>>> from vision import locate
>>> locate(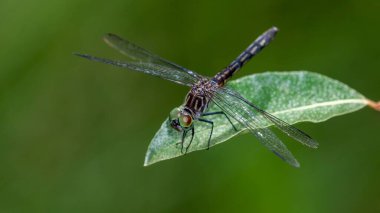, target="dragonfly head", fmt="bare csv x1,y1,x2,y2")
169,107,193,131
